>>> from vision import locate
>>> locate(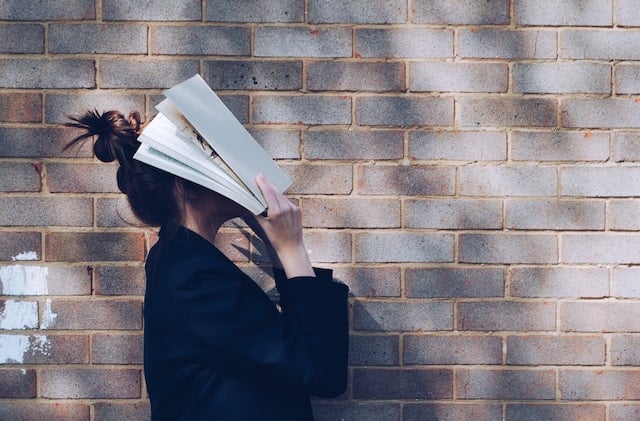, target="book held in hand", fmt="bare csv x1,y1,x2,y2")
133,74,292,215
